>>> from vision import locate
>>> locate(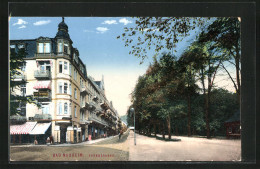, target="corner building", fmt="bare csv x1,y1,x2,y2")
10,18,89,143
